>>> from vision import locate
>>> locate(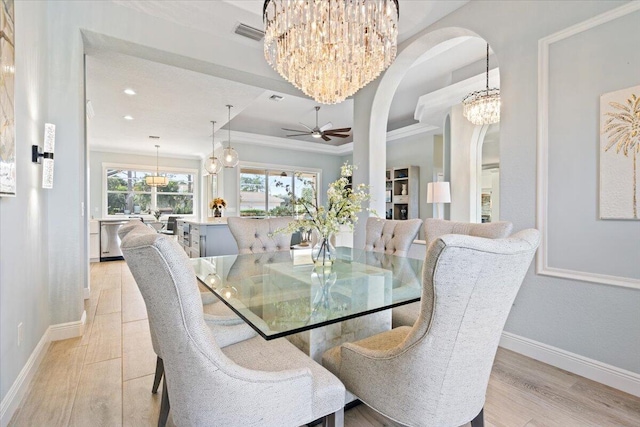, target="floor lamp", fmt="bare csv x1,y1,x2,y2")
427,182,451,220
